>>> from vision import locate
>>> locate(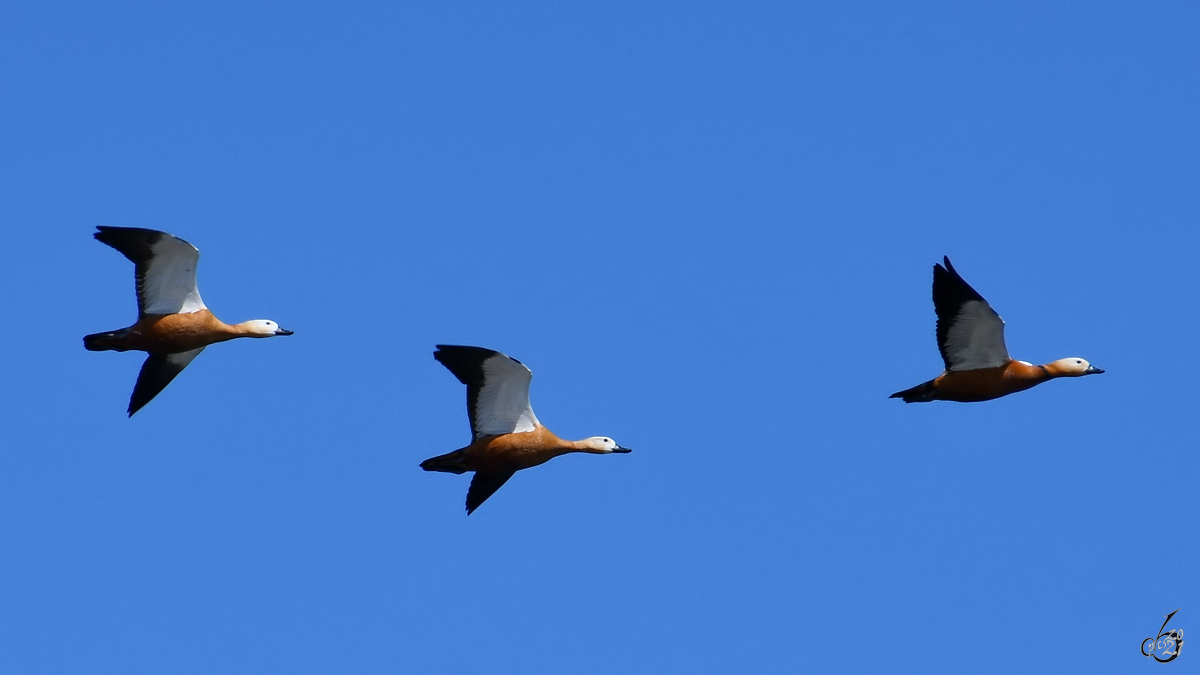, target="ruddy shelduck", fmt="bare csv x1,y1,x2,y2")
421,345,631,515
891,257,1103,403
84,226,293,416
